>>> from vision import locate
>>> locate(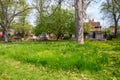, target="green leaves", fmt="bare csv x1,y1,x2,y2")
35,8,75,37
83,22,94,34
